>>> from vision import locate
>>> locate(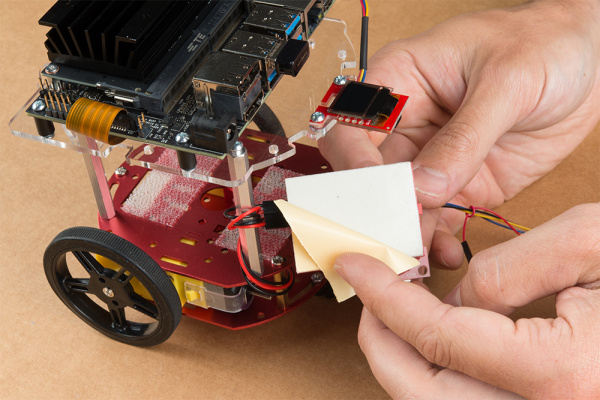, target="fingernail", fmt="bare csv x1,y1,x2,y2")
443,284,462,307
333,264,346,279
412,167,449,198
